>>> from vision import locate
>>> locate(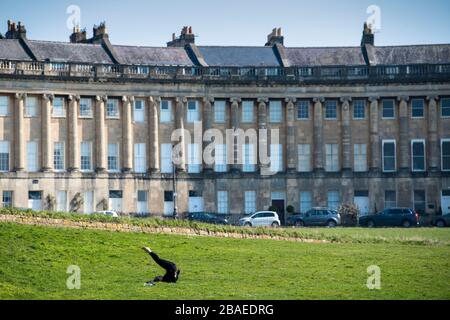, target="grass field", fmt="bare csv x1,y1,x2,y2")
0,222,449,300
